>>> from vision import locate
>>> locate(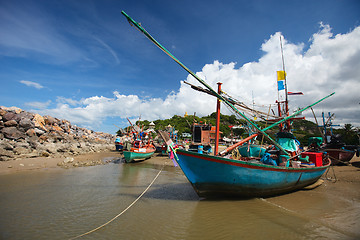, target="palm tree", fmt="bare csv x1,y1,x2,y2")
342,124,357,145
